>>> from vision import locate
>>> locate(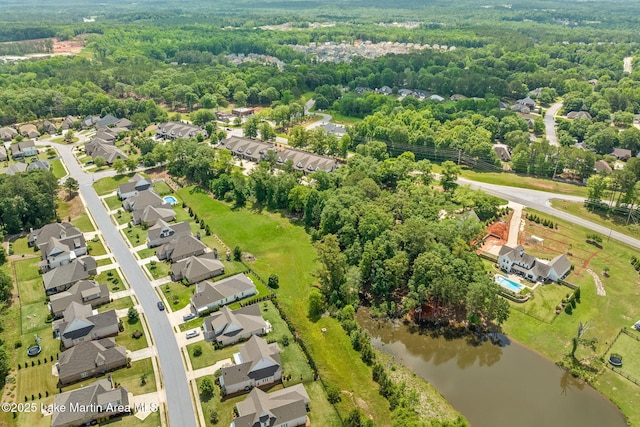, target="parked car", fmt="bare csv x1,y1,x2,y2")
157,301,165,311
186,329,200,339
183,312,196,322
